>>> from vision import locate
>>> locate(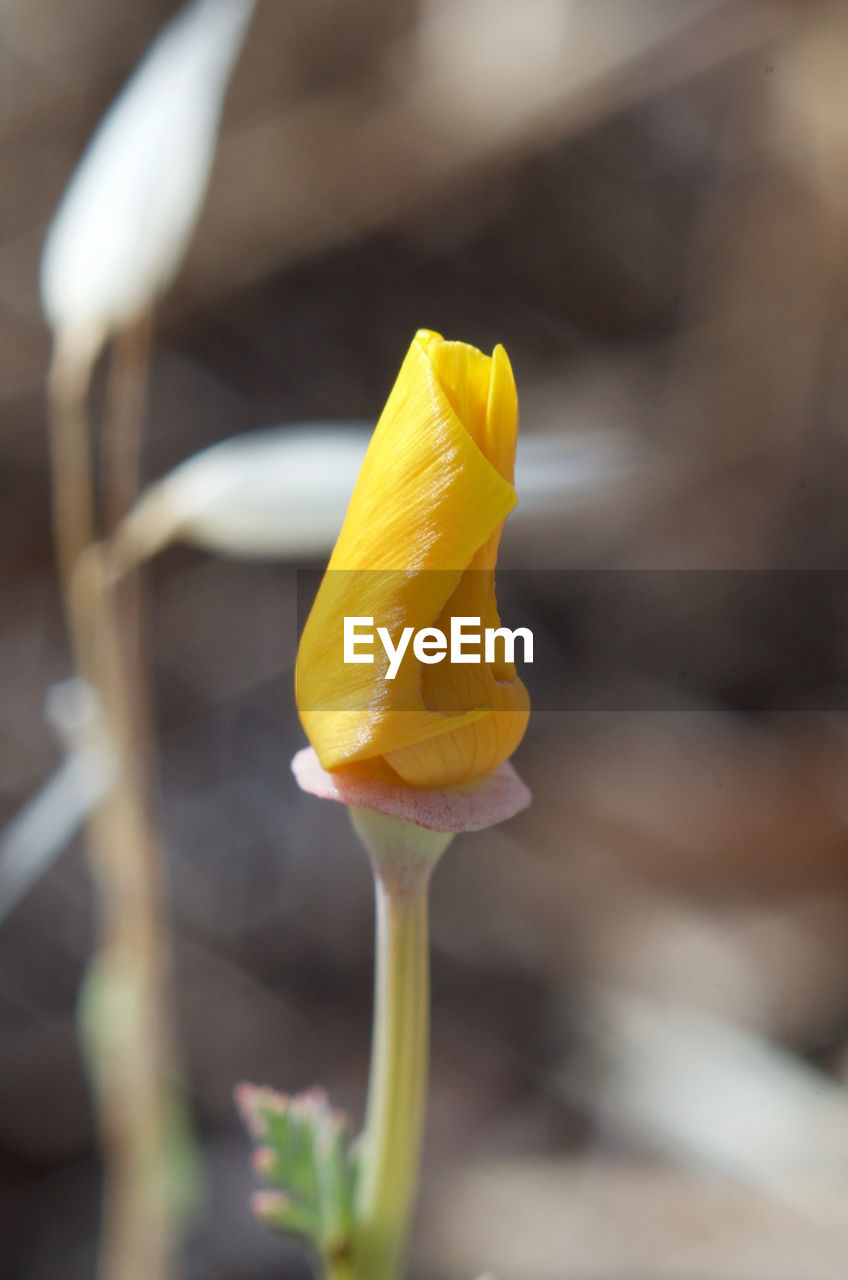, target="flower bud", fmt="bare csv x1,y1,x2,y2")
296,330,530,789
